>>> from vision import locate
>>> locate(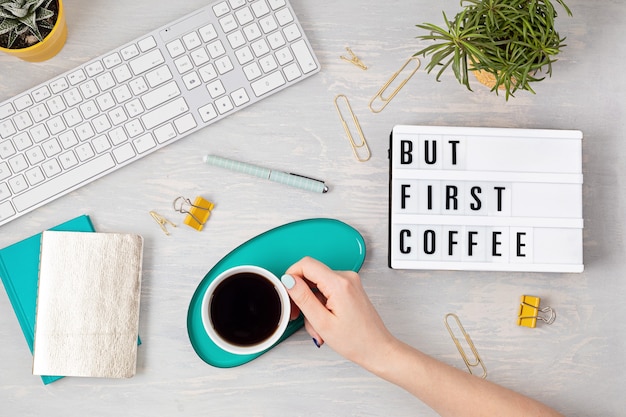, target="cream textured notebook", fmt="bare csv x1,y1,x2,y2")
32,231,144,378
